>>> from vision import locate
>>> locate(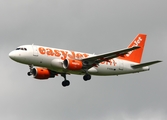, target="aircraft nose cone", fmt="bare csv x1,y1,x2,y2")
9,51,26,63
9,51,17,60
